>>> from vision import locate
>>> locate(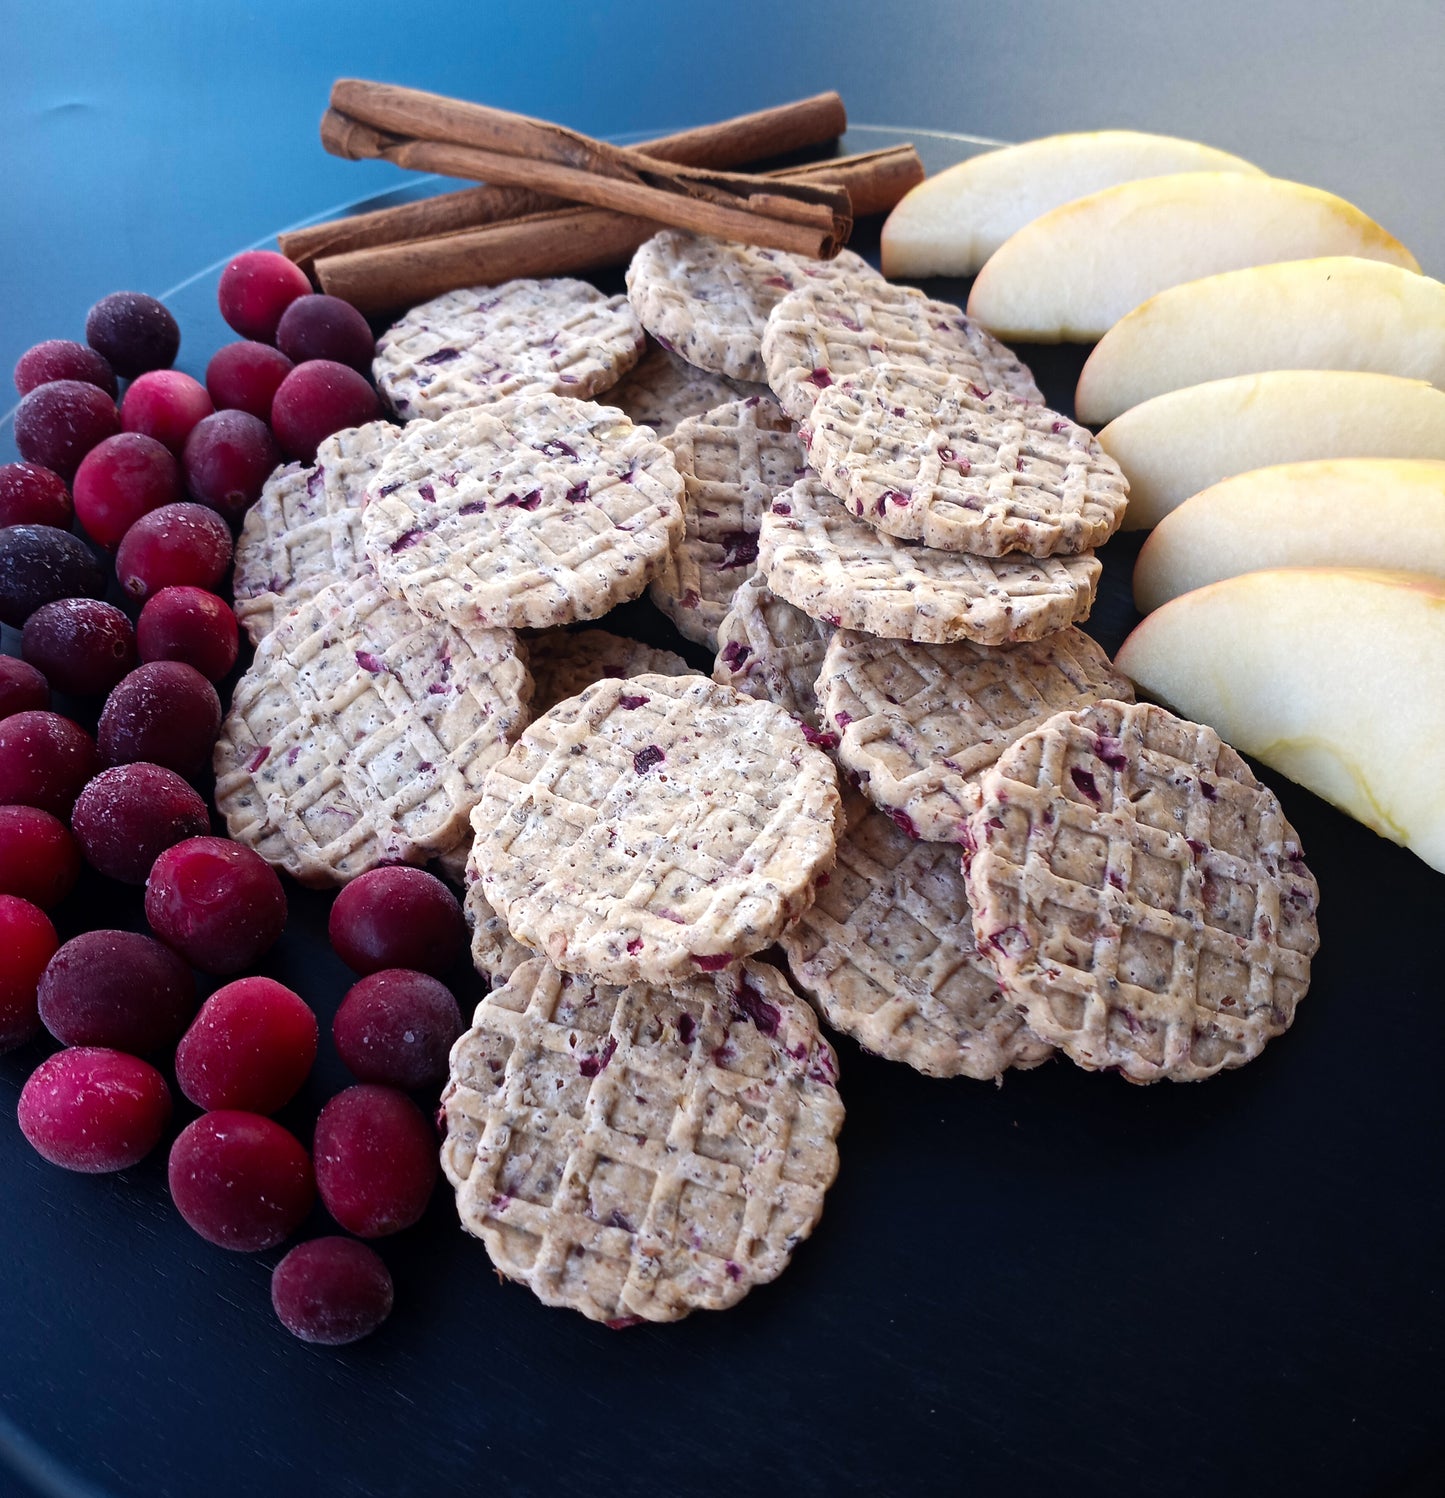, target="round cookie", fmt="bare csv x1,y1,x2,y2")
712,572,834,737
456,836,535,987
476,672,841,985
372,278,644,421
362,395,684,631
525,627,695,718
604,341,766,438
441,956,843,1323
963,699,1321,1083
